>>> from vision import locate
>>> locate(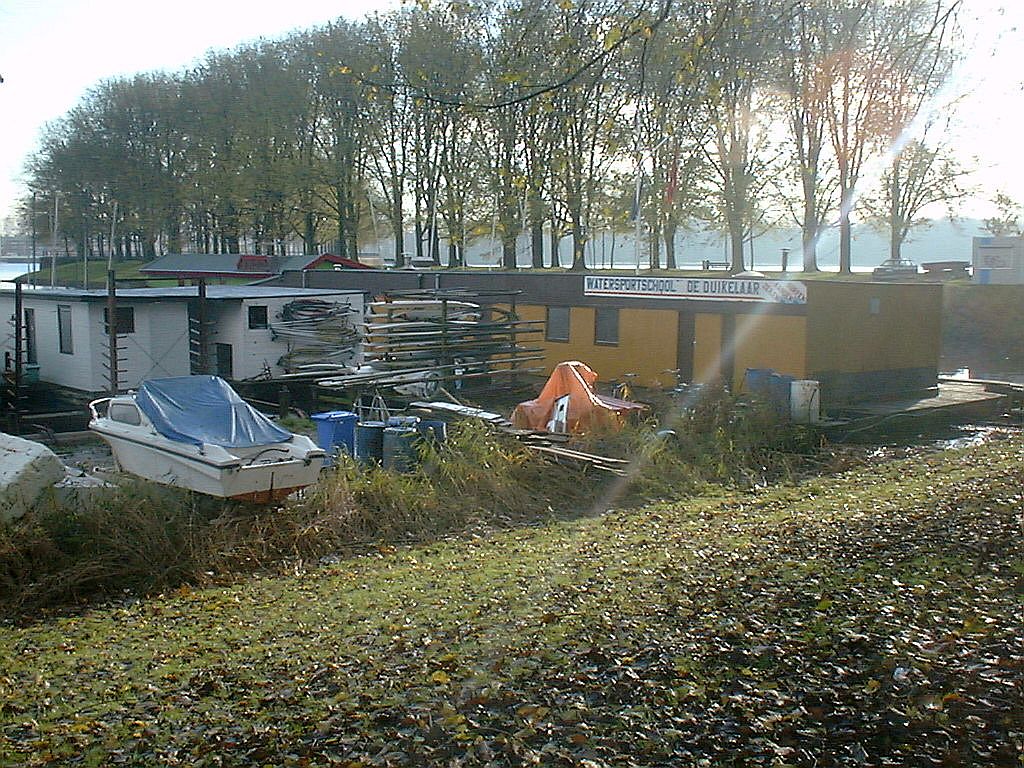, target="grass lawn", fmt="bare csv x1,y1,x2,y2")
1,438,1021,766
21,259,264,289
22,259,151,288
